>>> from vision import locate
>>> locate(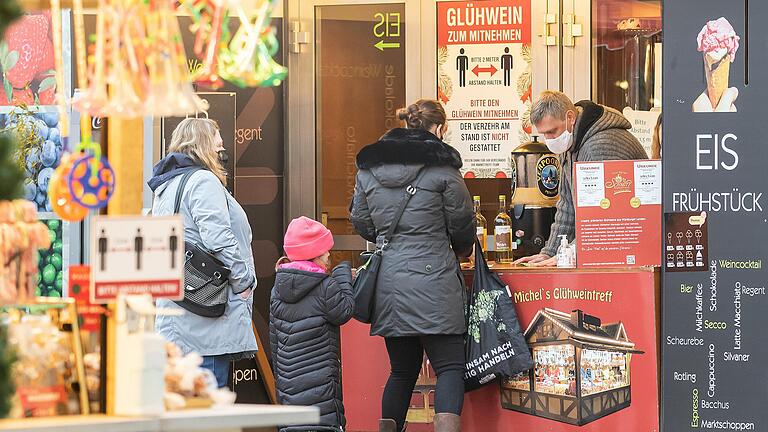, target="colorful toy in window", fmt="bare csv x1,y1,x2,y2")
49,134,114,218
144,0,209,116
183,0,229,89
48,153,87,221
218,0,287,88
73,0,208,117
67,152,114,209
48,0,95,222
